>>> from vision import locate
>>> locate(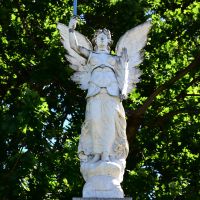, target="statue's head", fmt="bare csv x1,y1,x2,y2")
92,29,113,51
